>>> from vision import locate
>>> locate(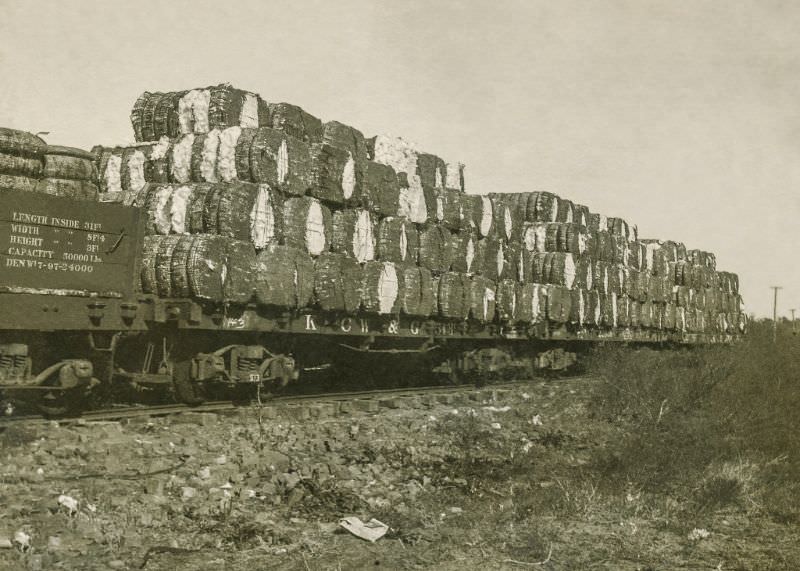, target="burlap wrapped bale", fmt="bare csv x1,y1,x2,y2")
0,127,46,158
561,223,589,255
169,236,195,298
522,250,550,283
139,92,166,143
584,290,601,326
574,255,594,290
141,184,174,235
249,127,312,196
513,283,533,323
268,102,324,144
626,269,642,302
556,197,574,223
547,253,577,289
418,266,436,317
216,182,259,240
611,235,629,266
95,138,171,197
616,295,631,328
450,227,478,274
155,235,183,298
202,184,227,234
472,195,494,237
0,152,43,178
599,292,618,328
663,303,677,331
418,224,454,273
362,261,401,315
607,217,631,240
368,135,427,223
608,264,626,296
475,235,505,281
254,244,314,308
0,174,37,192
503,240,525,282
362,161,402,217
661,241,679,262
282,196,332,256
546,285,572,324
592,260,610,294
640,300,653,329
673,285,690,308
232,128,258,182
34,178,98,201
424,187,463,230
187,235,228,302
469,275,496,323
139,235,161,294
223,239,258,304
533,192,559,223
572,204,590,227
437,272,469,320
313,252,363,313
646,274,664,303
496,279,518,322
544,223,560,252
569,288,586,325
309,121,368,205
249,184,285,249
629,298,641,328
594,231,613,262
376,216,415,264
189,132,216,182
416,152,447,190
154,92,185,141
522,222,548,254
332,209,376,263
131,91,155,142
41,148,94,181
673,261,690,287
490,193,523,241
186,183,214,233
205,85,266,133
